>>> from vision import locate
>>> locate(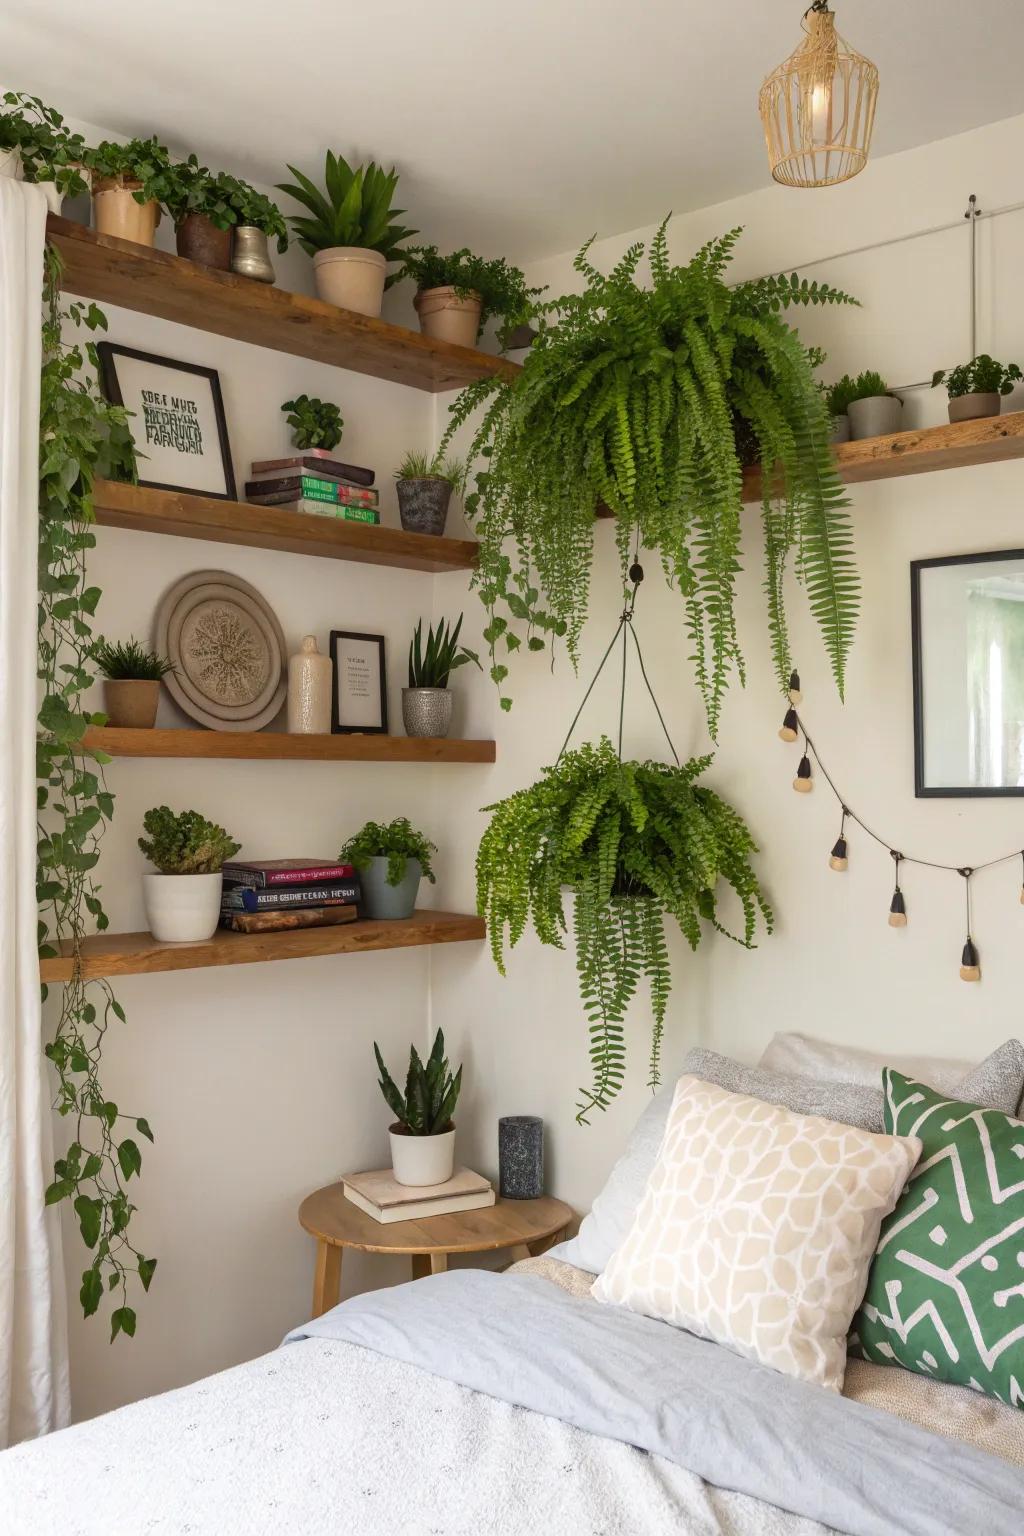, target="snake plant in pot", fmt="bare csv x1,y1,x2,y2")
404,614,480,738
477,737,771,1123
375,1028,462,1186
442,221,859,733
